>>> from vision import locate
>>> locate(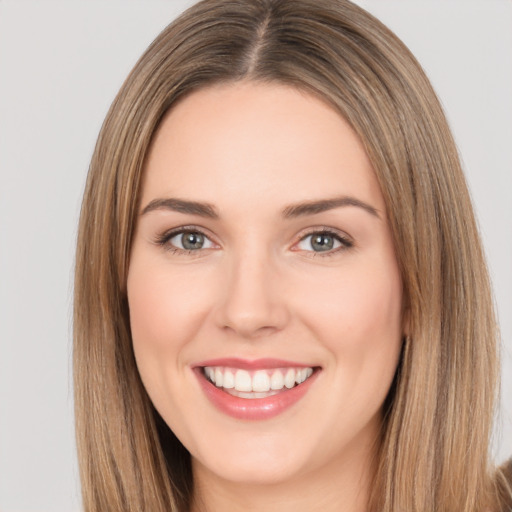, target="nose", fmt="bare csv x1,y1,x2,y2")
213,249,290,339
